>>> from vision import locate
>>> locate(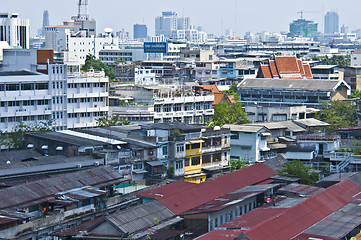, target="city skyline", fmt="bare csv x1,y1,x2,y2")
1,0,361,37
